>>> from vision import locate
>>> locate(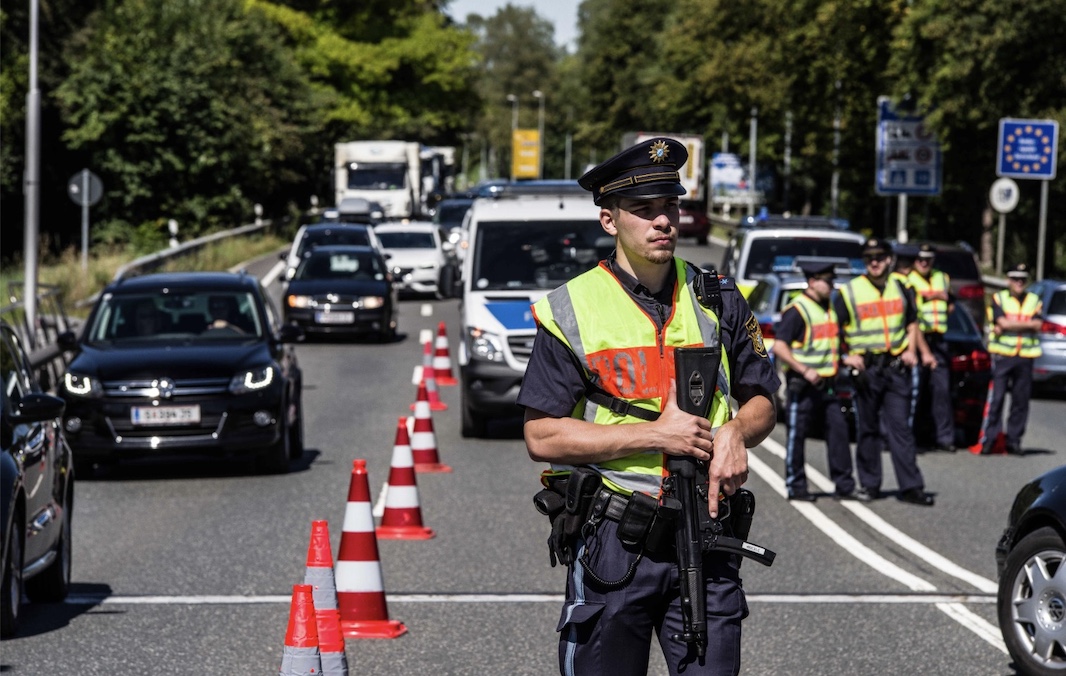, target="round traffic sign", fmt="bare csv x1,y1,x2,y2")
68,169,103,207
989,177,1019,214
